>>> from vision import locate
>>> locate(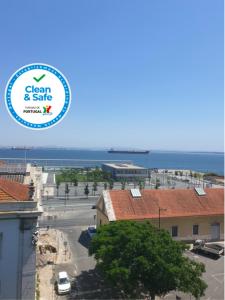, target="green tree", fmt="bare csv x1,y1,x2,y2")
148,170,151,185
89,221,207,299
121,180,126,190
138,180,145,190
155,178,160,189
109,180,114,190
84,184,89,198
103,171,112,181
85,168,89,183
56,180,60,197
64,183,70,206
193,172,198,178
92,181,98,196
73,178,78,196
